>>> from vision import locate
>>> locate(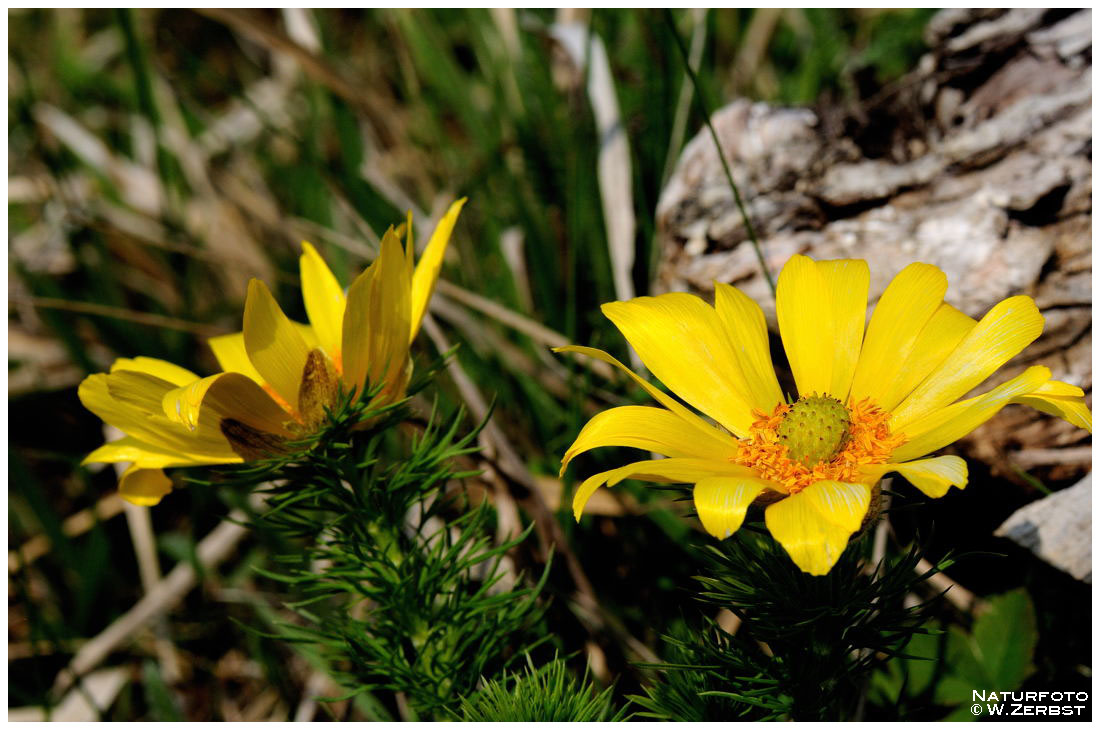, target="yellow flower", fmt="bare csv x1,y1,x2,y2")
80,199,465,506
558,255,1091,575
